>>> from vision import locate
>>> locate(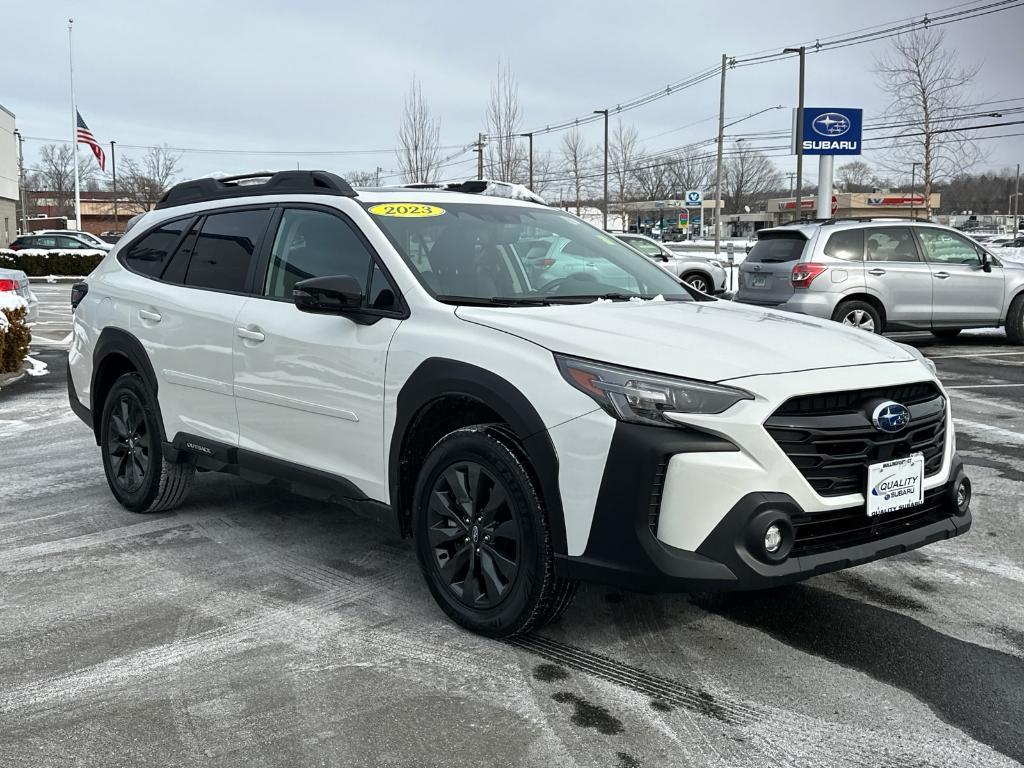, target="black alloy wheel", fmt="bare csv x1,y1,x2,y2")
426,461,521,609
106,391,152,493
